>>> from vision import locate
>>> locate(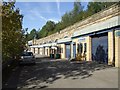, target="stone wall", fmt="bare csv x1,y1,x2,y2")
33,2,120,45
